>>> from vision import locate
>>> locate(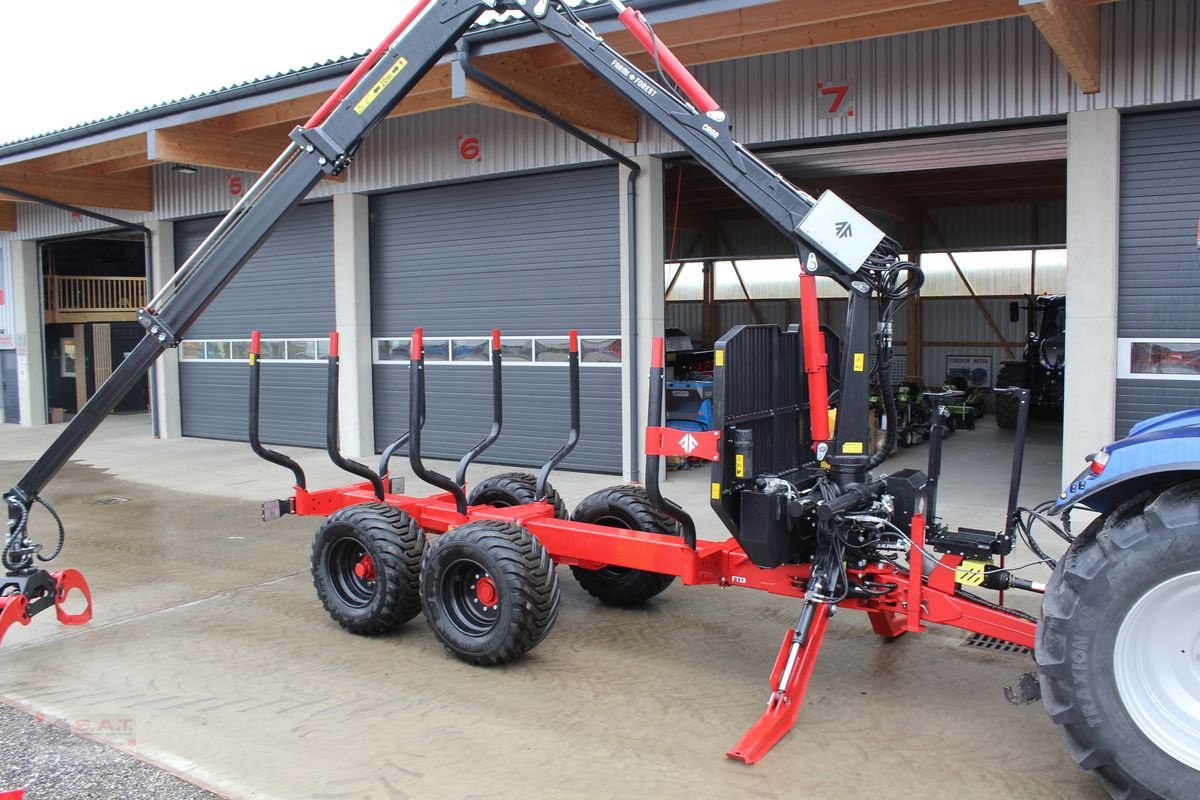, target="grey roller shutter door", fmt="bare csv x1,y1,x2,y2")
1,351,18,423
371,166,622,473
1116,108,1200,435
175,201,334,447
